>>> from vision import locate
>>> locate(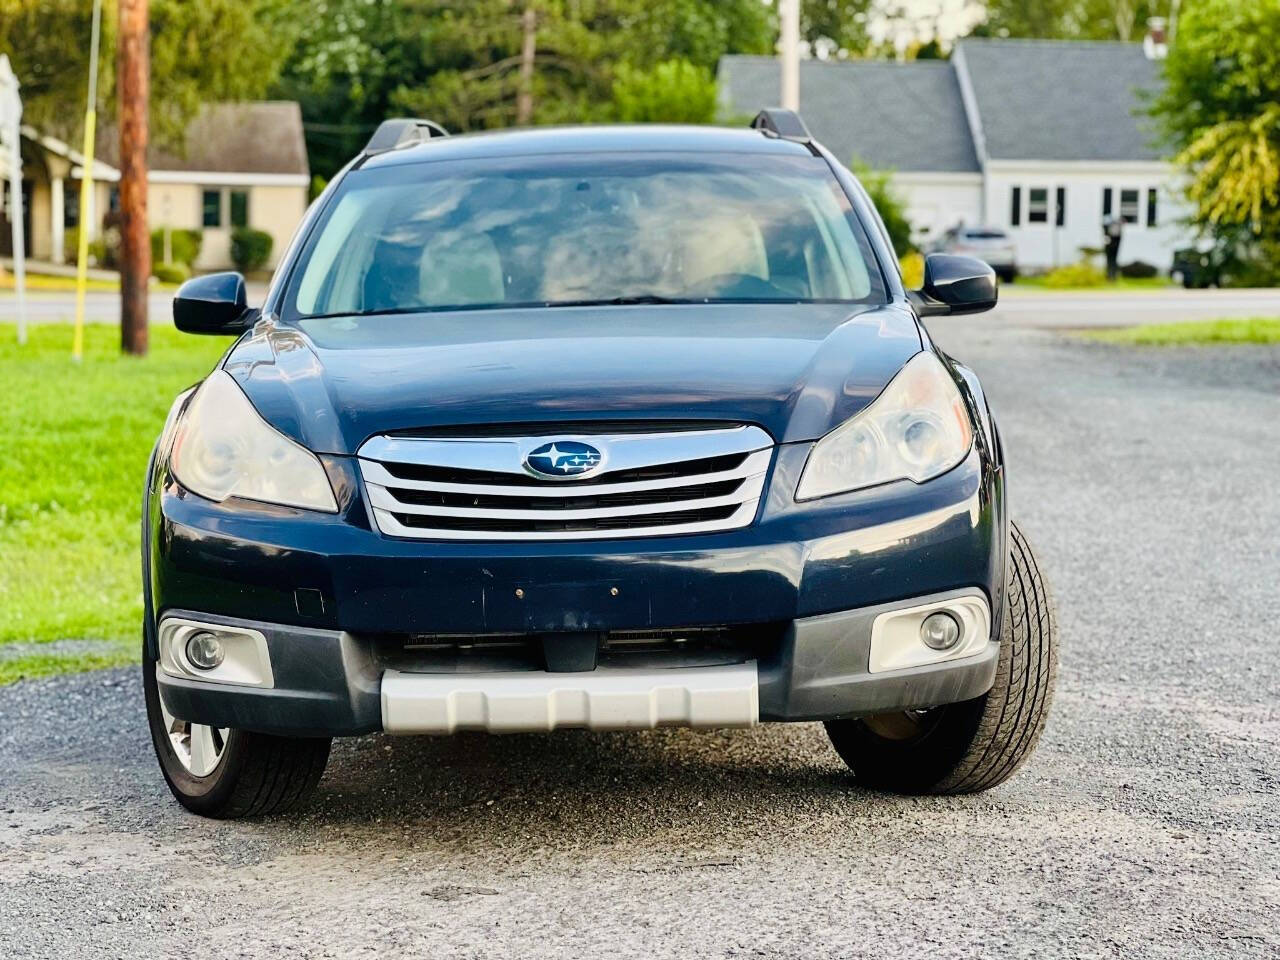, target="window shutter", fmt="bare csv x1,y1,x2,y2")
1055,187,1066,227
1146,188,1158,227
1103,187,1112,217
1011,186,1021,227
